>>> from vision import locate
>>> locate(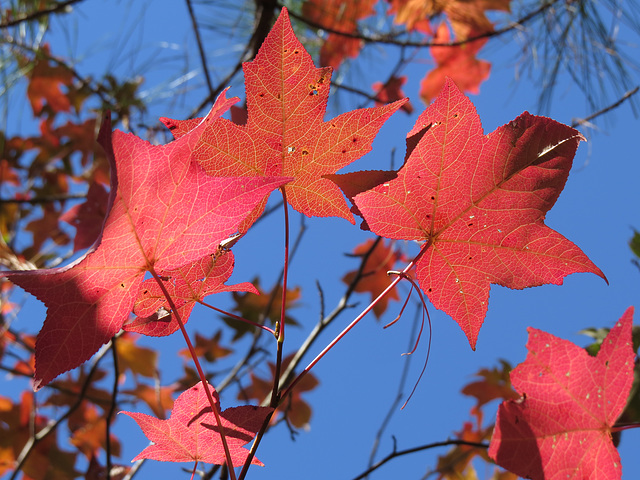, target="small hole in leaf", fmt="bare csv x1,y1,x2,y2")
294,50,299,54
453,113,458,118
301,150,309,156
428,288,432,292
468,223,473,226
341,149,347,154
259,92,265,97
352,137,357,143
277,93,281,99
